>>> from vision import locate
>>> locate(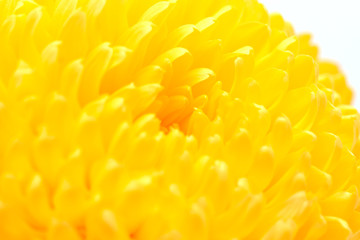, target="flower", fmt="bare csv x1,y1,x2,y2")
0,0,359,239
